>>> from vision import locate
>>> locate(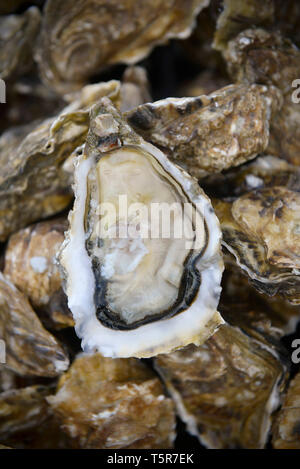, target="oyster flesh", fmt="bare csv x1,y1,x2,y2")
59,98,224,358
